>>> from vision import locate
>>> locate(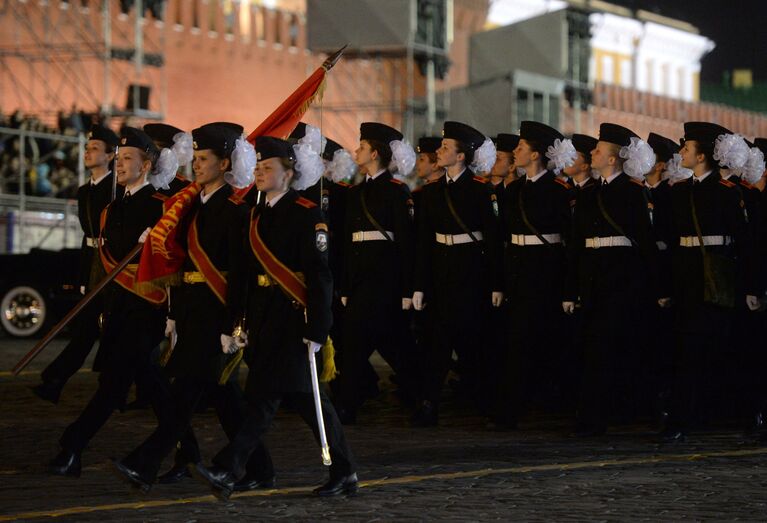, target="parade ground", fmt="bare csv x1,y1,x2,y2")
1,337,766,522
